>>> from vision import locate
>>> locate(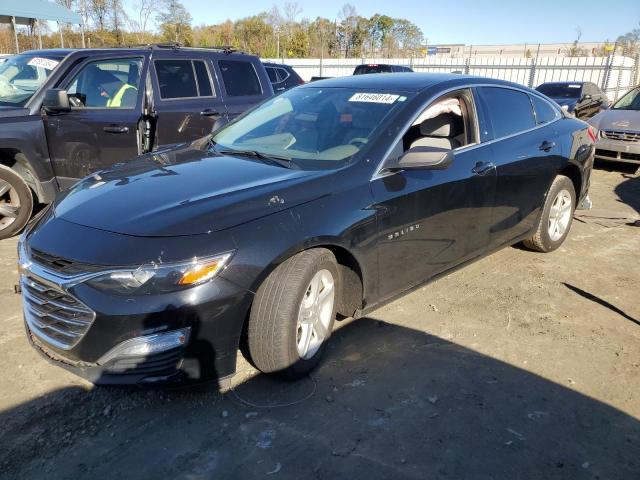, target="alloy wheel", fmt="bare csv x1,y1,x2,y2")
296,269,335,360
548,188,572,242
0,180,20,231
